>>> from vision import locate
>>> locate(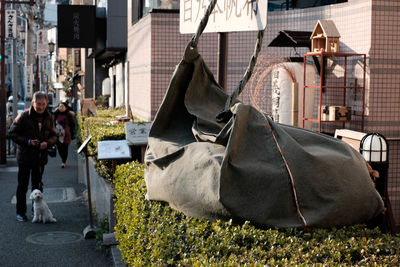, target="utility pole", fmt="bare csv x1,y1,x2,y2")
0,0,6,164
11,3,18,121
27,2,33,96
0,0,35,165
